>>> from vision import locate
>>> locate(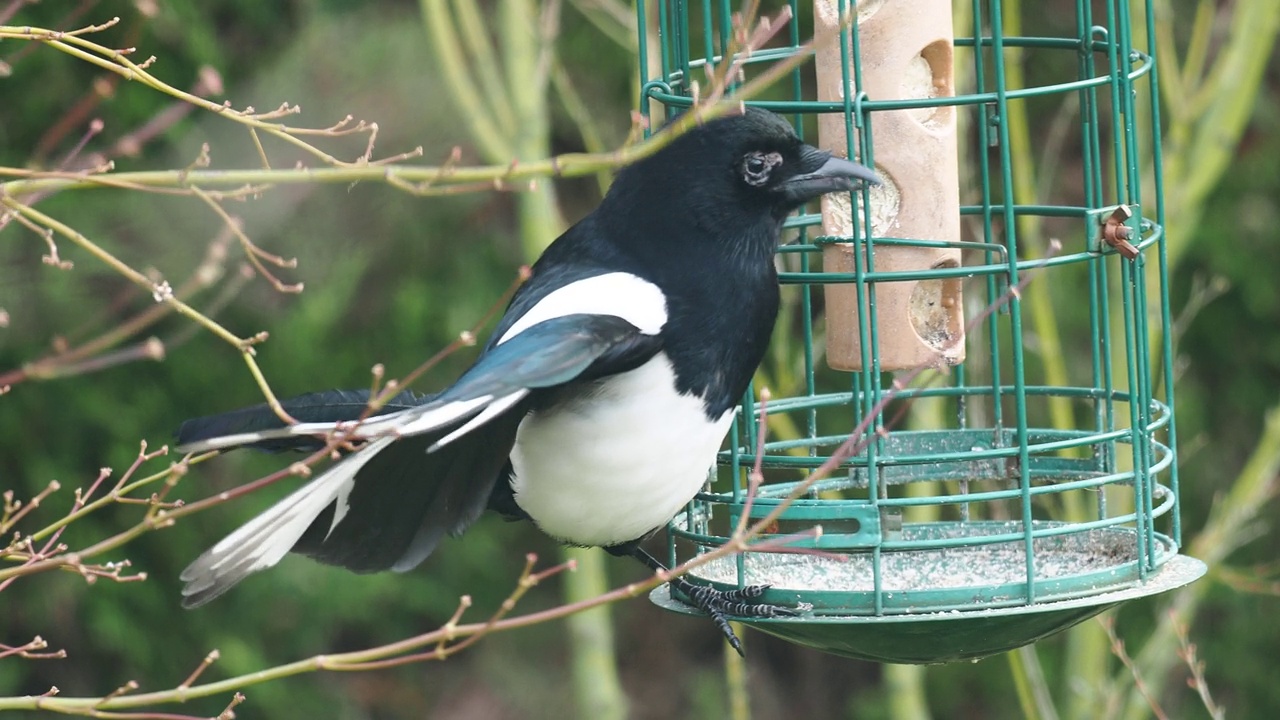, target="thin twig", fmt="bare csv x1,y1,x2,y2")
1171,613,1226,720
1101,616,1170,720
189,186,303,294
